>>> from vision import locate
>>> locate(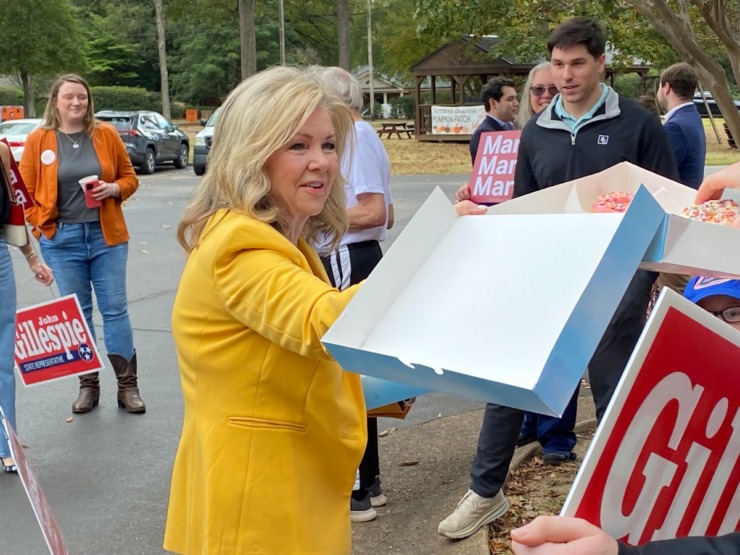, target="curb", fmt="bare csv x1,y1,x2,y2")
475,417,599,554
